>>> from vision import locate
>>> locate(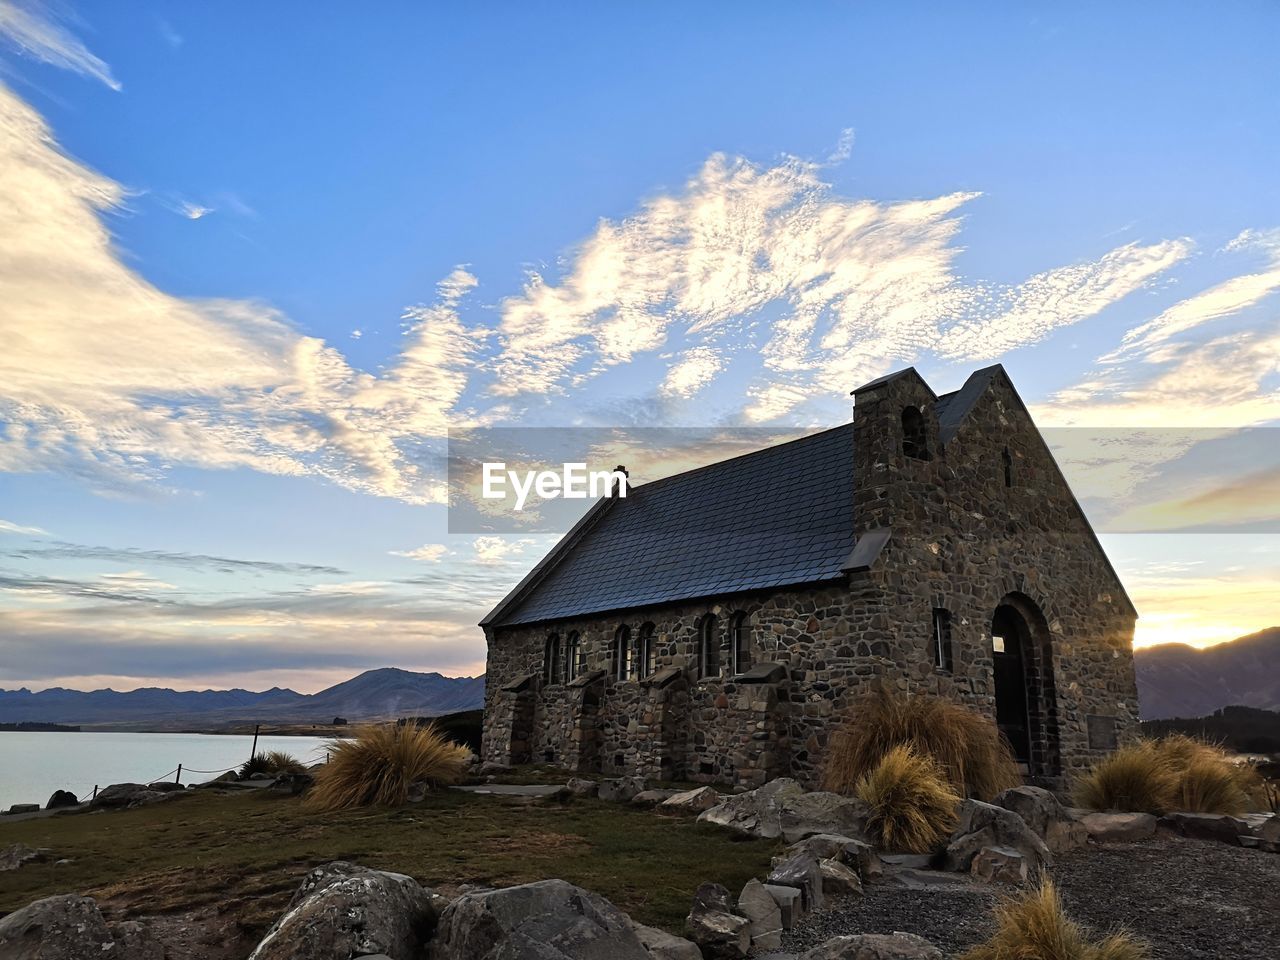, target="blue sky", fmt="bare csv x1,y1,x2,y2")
1,1,1277,692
